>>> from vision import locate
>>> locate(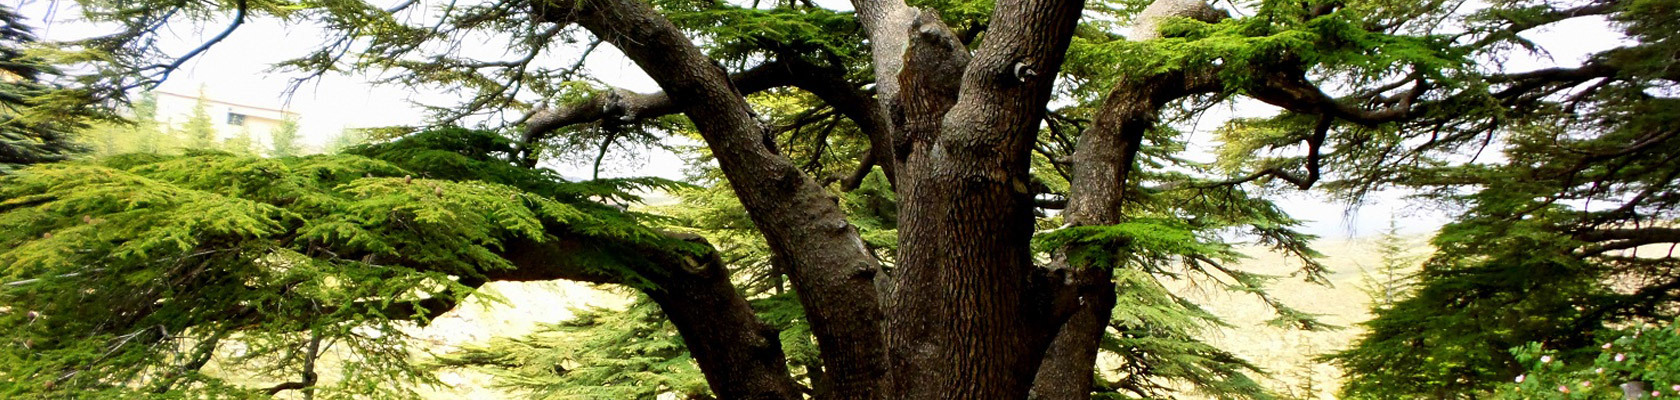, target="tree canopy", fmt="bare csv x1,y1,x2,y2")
0,4,96,173
1,0,1677,399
